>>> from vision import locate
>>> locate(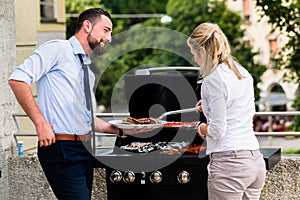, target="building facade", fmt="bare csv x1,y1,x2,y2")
15,0,66,65
227,0,298,111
